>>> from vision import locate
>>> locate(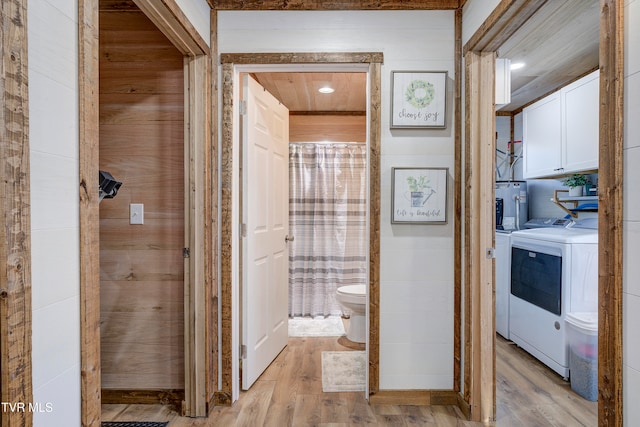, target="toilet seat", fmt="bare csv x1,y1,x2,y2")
336,284,366,304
